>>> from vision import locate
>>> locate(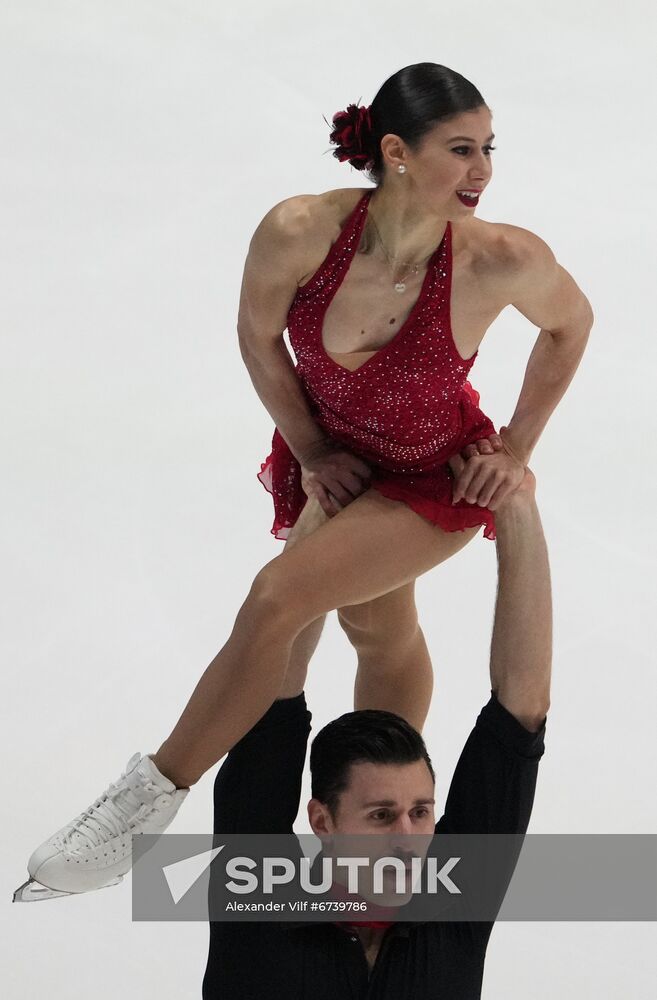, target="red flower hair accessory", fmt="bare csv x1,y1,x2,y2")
326,102,374,171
